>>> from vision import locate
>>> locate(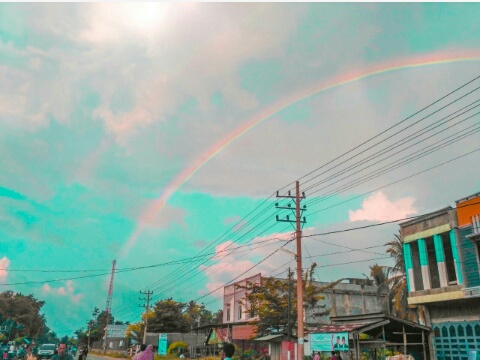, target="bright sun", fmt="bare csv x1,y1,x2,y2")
122,2,165,31
121,2,166,33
